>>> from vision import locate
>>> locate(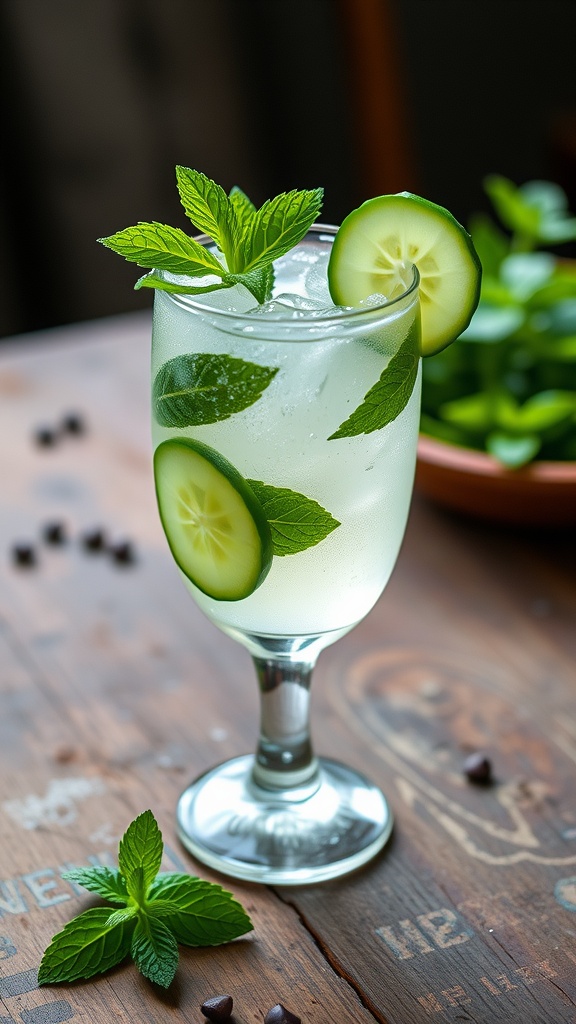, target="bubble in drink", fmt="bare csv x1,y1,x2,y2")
360,292,389,306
